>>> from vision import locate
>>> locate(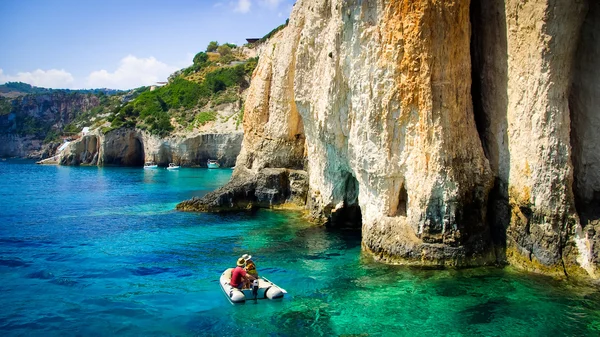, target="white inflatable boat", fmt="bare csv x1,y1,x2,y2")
220,268,285,304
